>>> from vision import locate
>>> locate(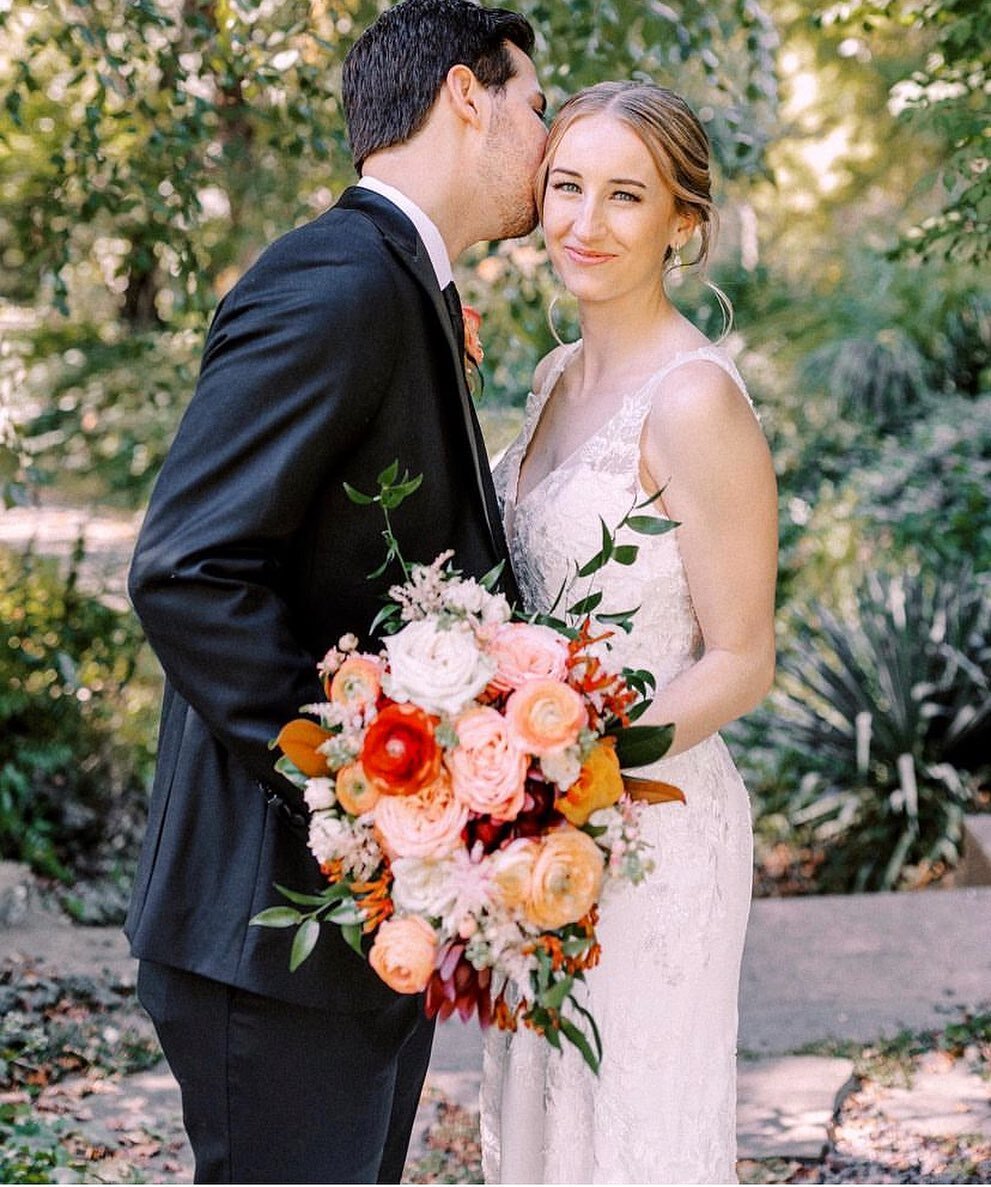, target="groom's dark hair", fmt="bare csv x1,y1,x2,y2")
342,0,536,172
